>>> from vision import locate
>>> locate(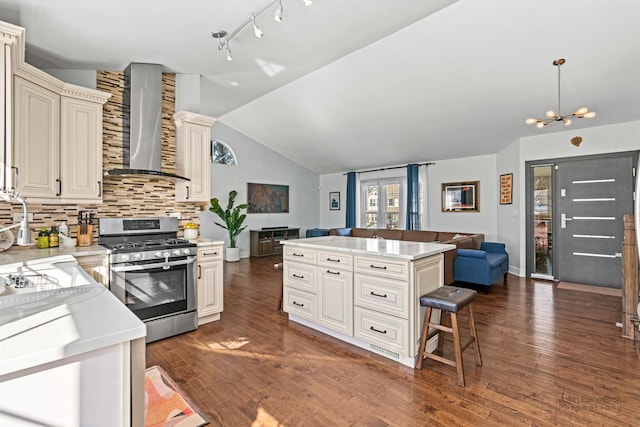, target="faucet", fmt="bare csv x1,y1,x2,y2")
0,188,31,246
